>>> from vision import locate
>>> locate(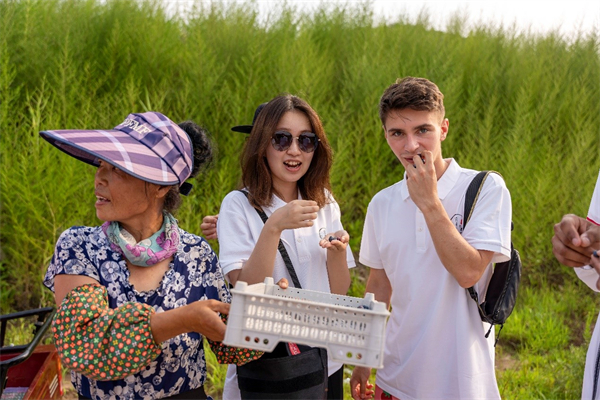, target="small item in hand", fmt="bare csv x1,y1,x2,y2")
412,153,425,168
319,228,327,240
328,236,340,242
